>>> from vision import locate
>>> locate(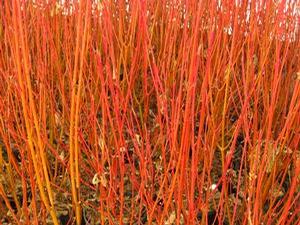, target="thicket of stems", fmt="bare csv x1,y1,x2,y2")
0,0,299,224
